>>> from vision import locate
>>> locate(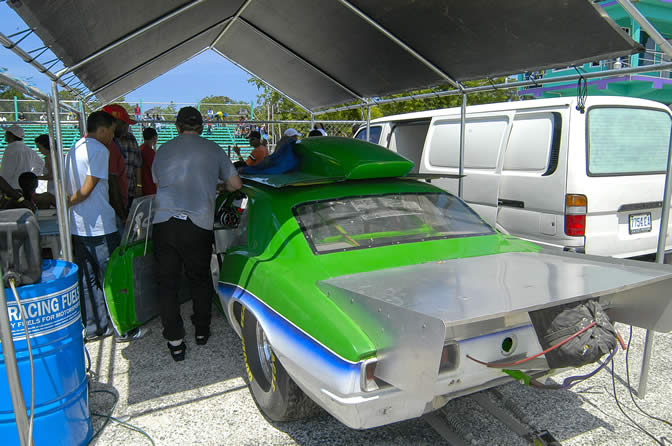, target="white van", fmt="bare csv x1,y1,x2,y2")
355,96,672,259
